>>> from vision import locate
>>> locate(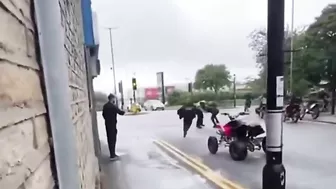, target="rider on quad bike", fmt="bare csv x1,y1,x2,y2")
285,94,302,121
